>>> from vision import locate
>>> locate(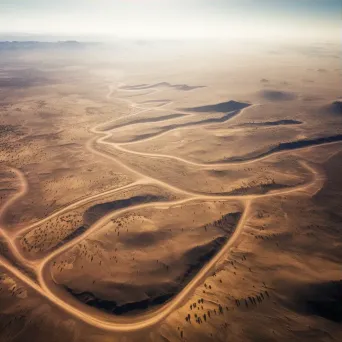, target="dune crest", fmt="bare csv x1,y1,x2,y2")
183,100,251,113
